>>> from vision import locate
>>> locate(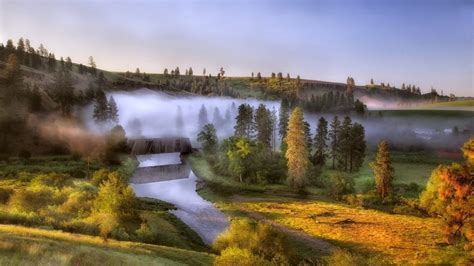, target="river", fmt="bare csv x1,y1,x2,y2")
129,153,229,245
